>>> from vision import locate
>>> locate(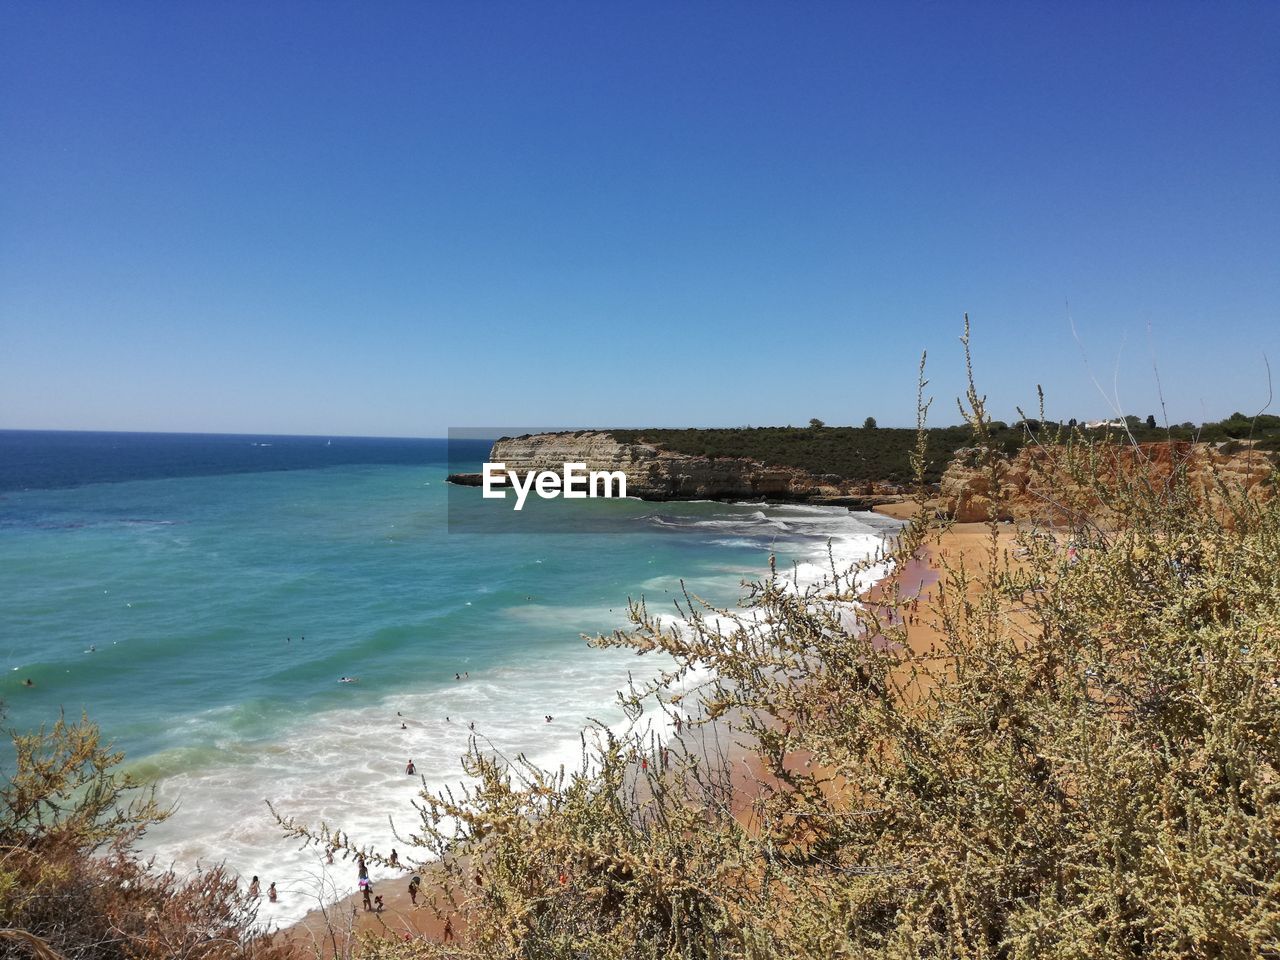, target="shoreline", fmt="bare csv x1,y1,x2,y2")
276,503,930,952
